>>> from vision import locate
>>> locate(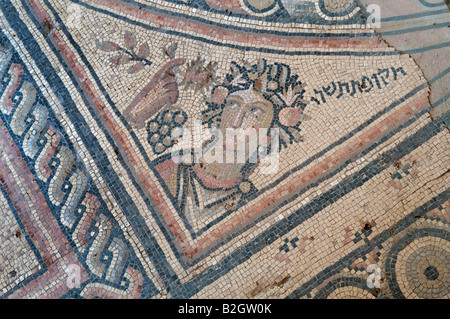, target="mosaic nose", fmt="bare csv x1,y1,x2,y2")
231,108,246,129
